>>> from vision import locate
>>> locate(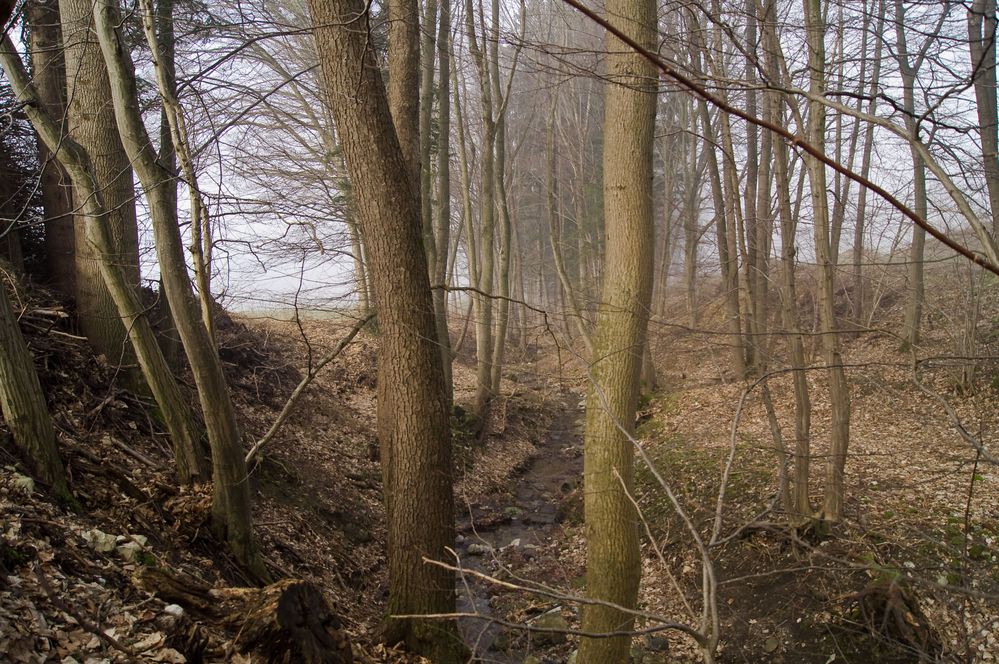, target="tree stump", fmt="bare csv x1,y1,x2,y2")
135,568,352,663
232,579,352,663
